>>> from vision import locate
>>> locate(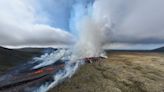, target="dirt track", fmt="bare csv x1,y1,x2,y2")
49,52,164,92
